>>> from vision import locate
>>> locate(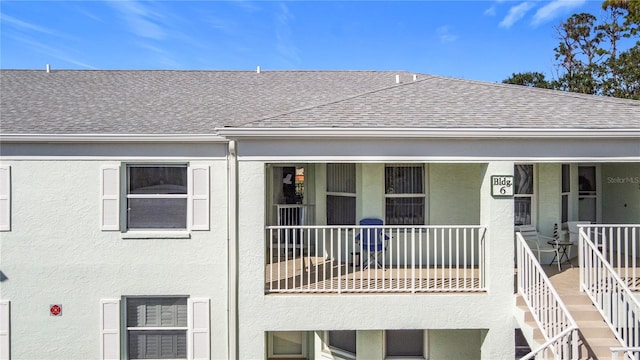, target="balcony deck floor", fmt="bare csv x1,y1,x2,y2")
266,256,483,293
